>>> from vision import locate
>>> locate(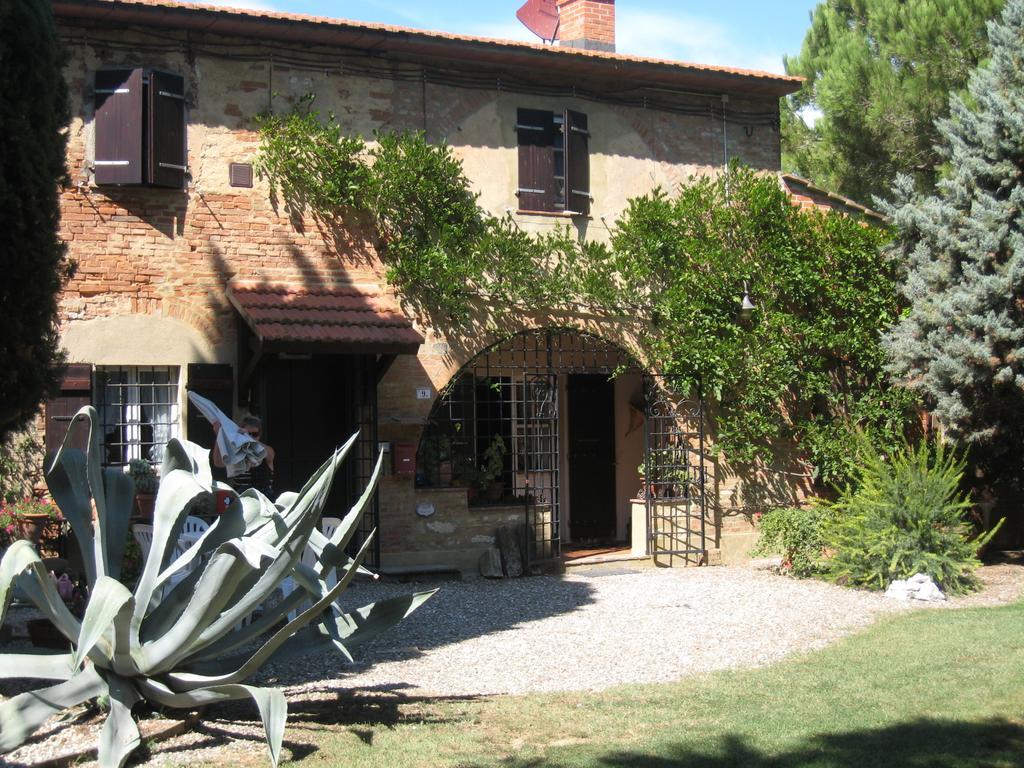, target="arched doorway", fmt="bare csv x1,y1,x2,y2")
416,328,657,567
